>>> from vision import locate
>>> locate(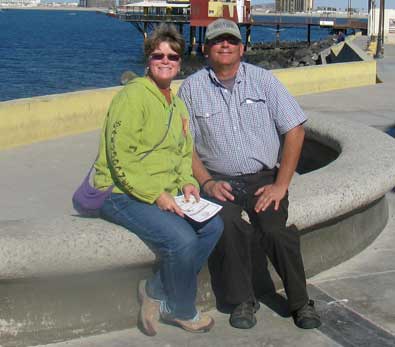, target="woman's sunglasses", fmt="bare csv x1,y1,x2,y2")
150,53,181,62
